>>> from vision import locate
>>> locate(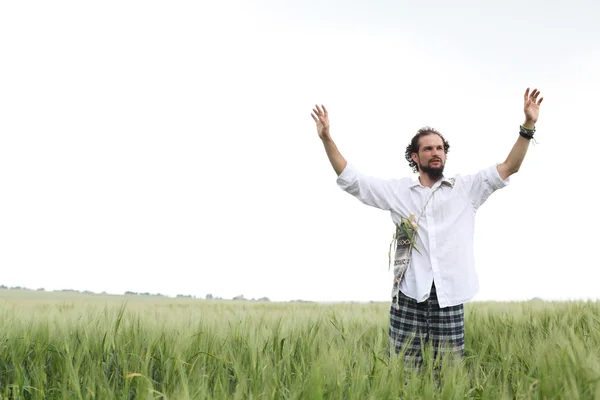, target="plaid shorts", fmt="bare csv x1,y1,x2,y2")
389,283,464,367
